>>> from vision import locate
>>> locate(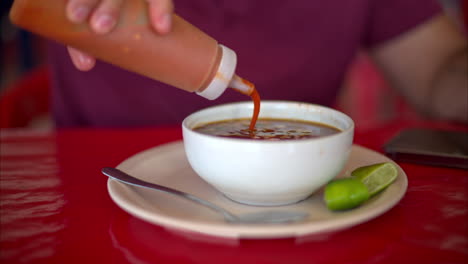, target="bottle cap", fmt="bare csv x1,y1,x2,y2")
196,45,237,100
